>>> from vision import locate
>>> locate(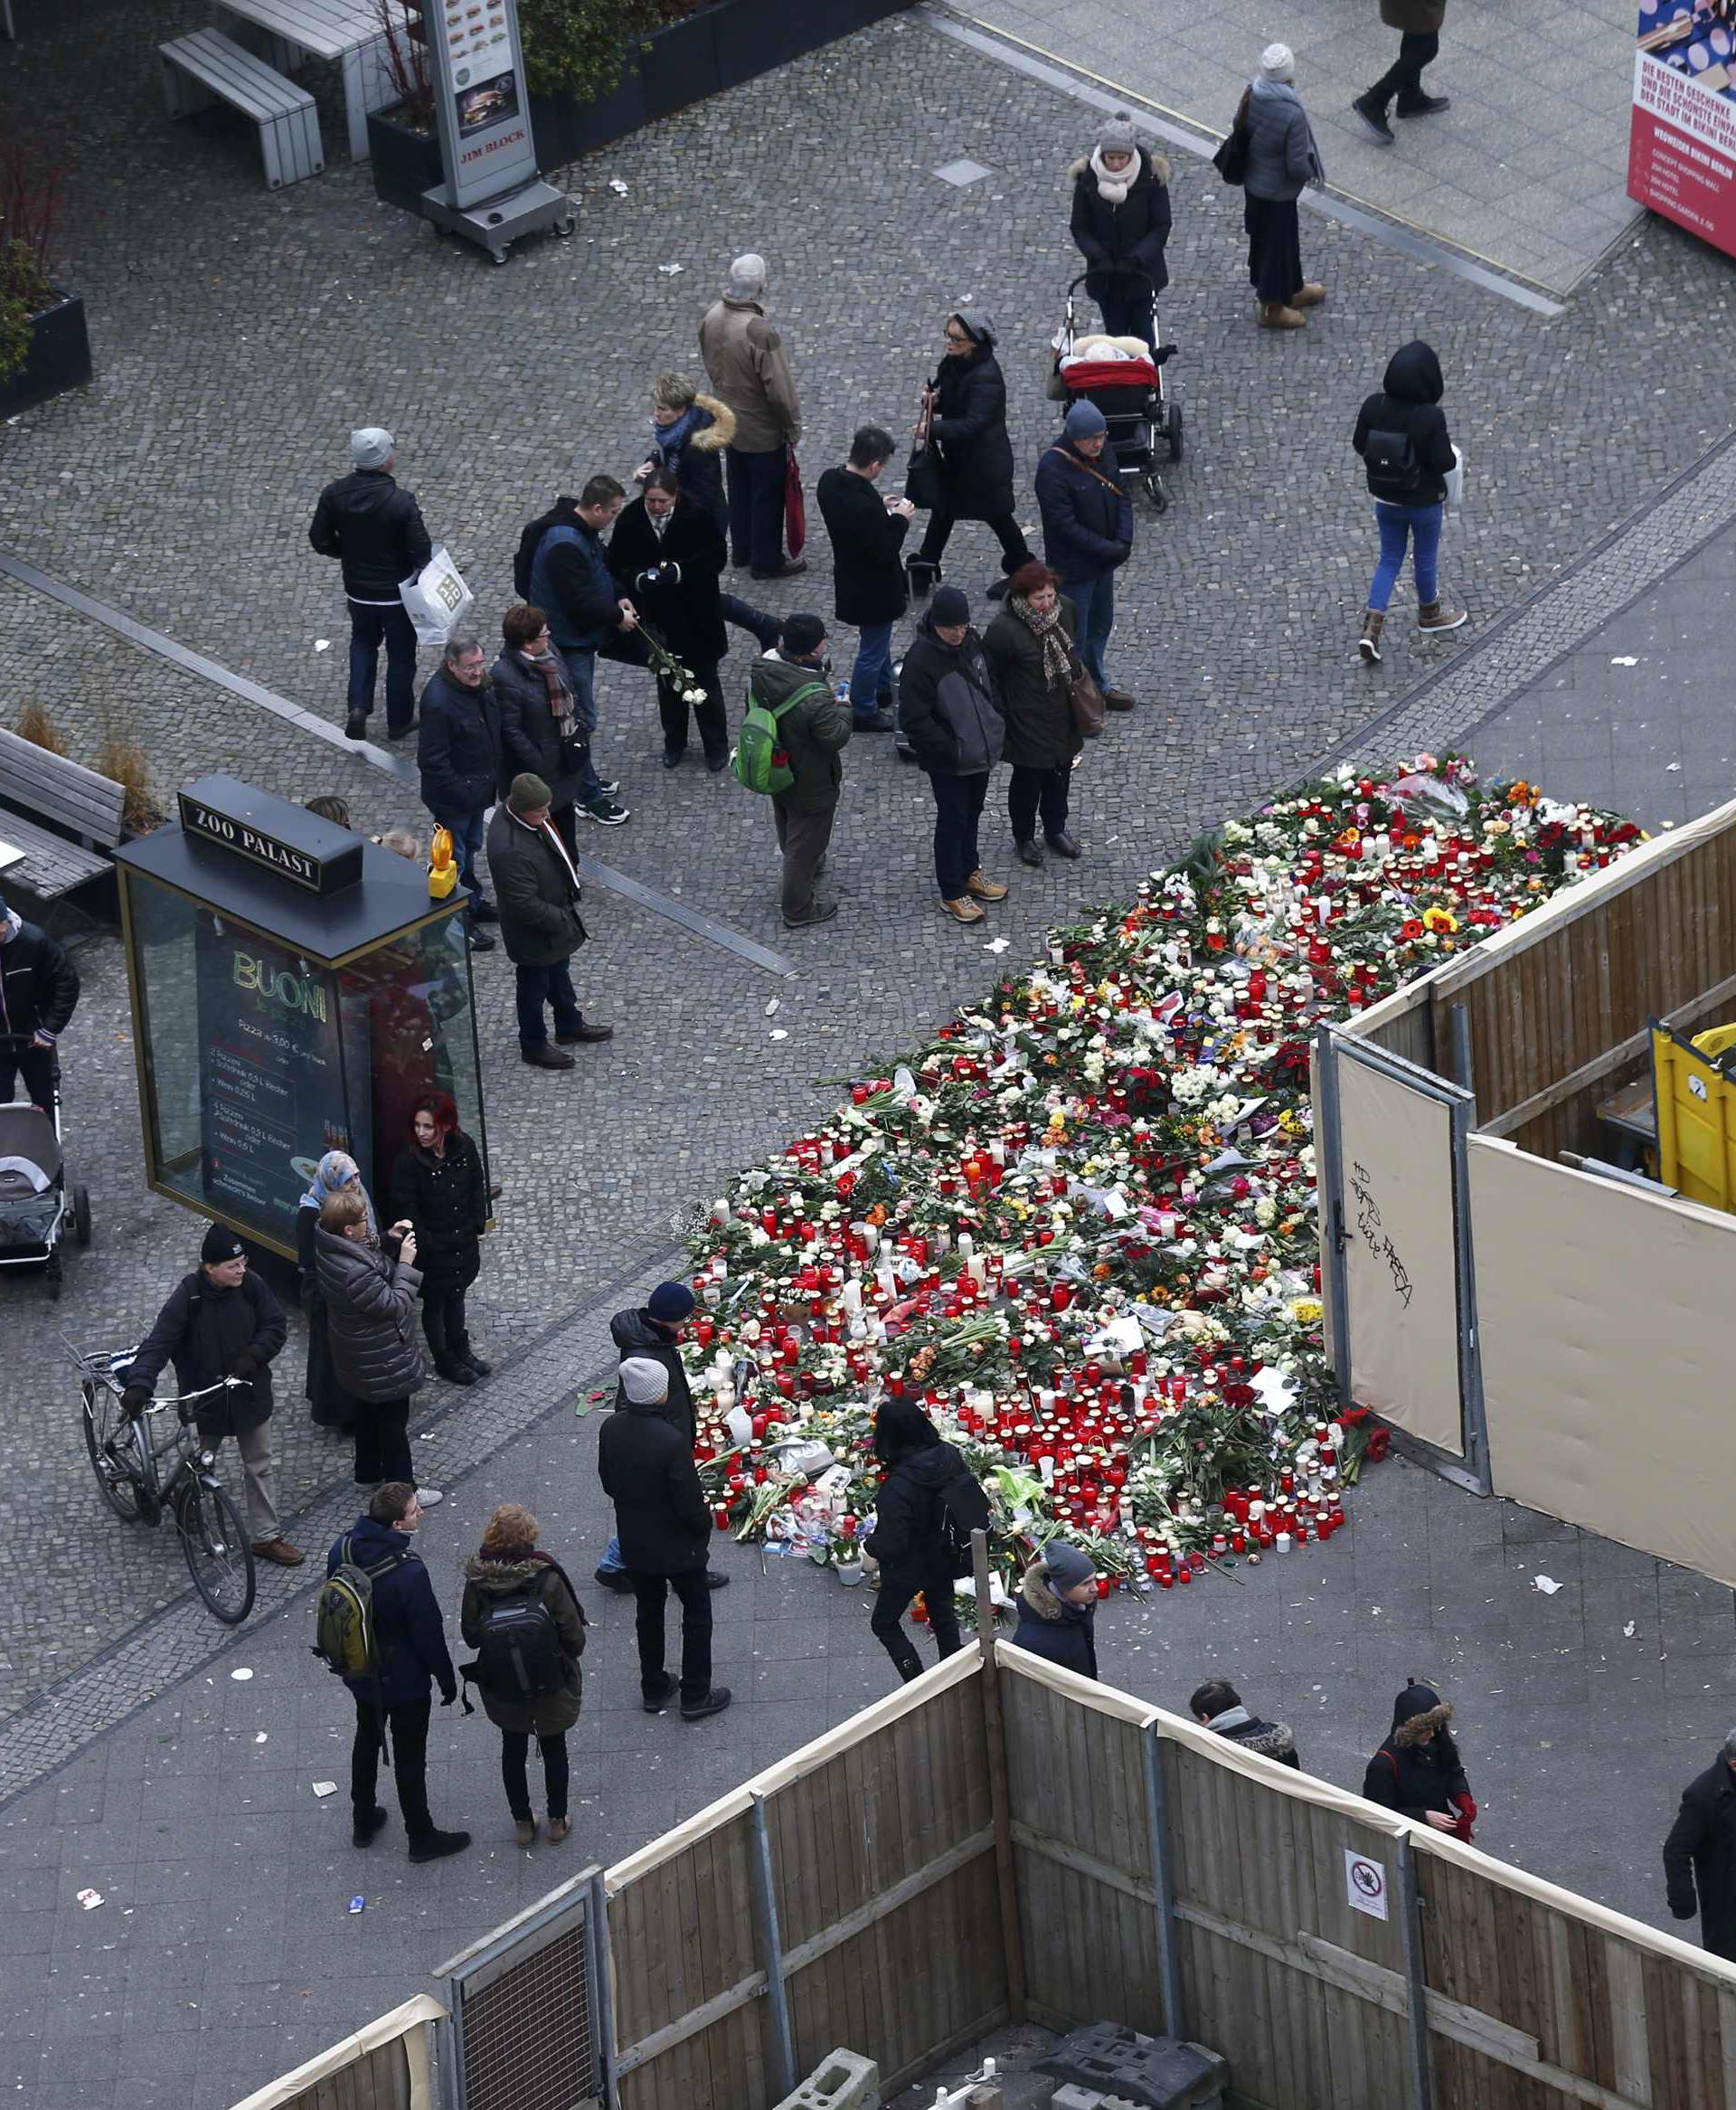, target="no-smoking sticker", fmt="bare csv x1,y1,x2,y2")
1344,1848,1390,1920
